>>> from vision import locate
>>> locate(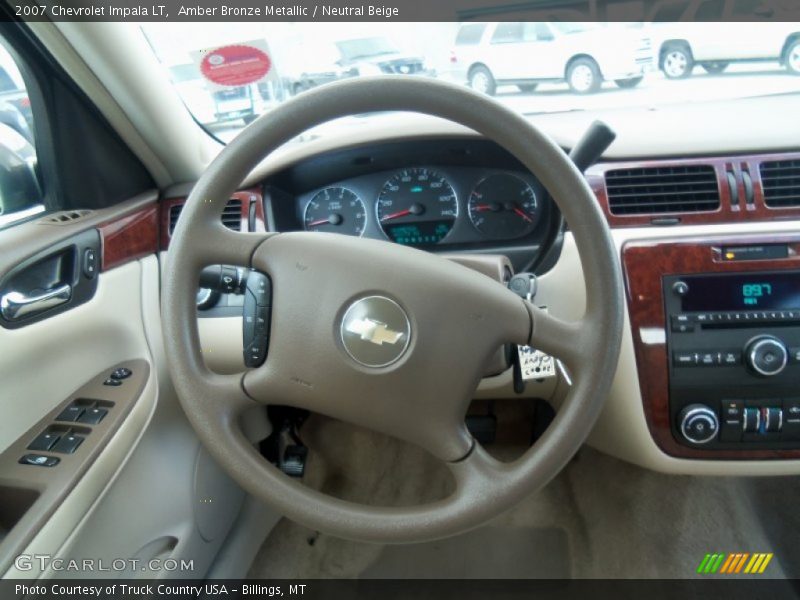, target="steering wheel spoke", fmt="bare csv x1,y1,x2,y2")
526,303,589,370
